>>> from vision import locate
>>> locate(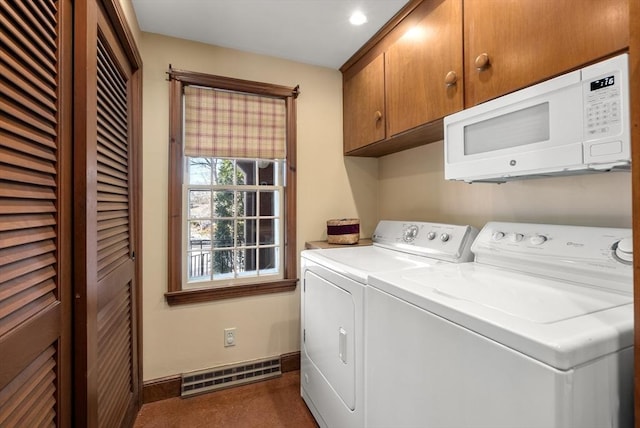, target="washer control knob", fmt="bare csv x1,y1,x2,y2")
427,232,436,240
530,235,547,245
615,238,633,262
509,233,524,243
440,233,450,242
492,231,505,241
